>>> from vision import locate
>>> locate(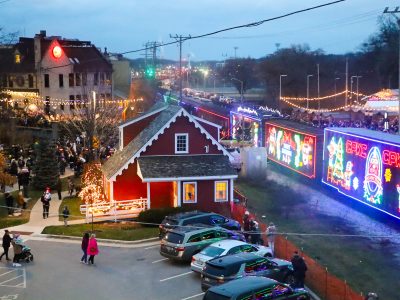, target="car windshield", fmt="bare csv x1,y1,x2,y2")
200,246,225,257
164,232,184,244
203,291,230,300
